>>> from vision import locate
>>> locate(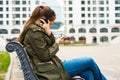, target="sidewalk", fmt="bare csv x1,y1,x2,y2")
6,52,24,80
7,44,120,80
